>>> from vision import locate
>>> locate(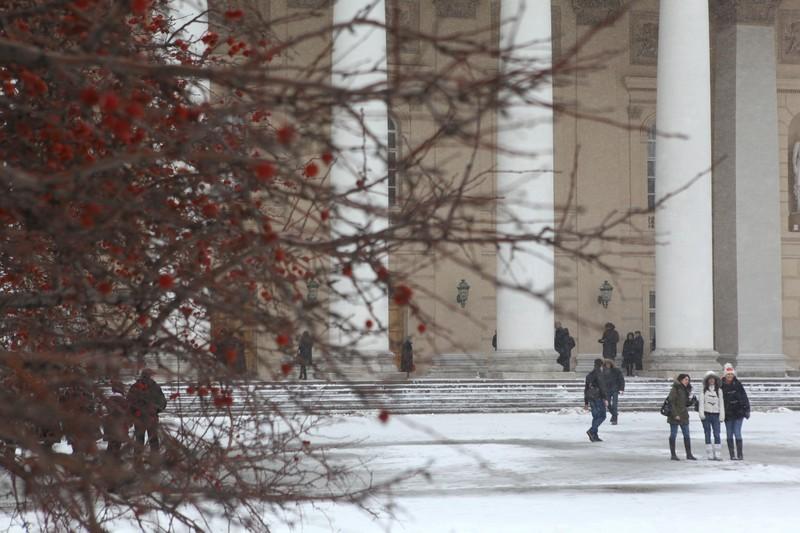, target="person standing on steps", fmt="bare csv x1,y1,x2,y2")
721,363,750,461
584,359,608,442
622,332,636,377
699,371,725,461
667,373,697,461
297,331,313,381
400,336,414,379
492,330,497,351
557,328,575,372
602,359,625,425
598,323,619,360
633,330,645,371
